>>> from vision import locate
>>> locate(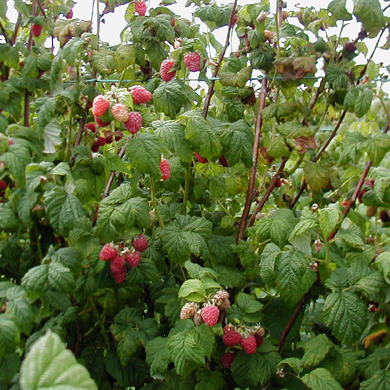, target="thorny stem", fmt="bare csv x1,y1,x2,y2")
201,0,238,119
237,76,268,242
